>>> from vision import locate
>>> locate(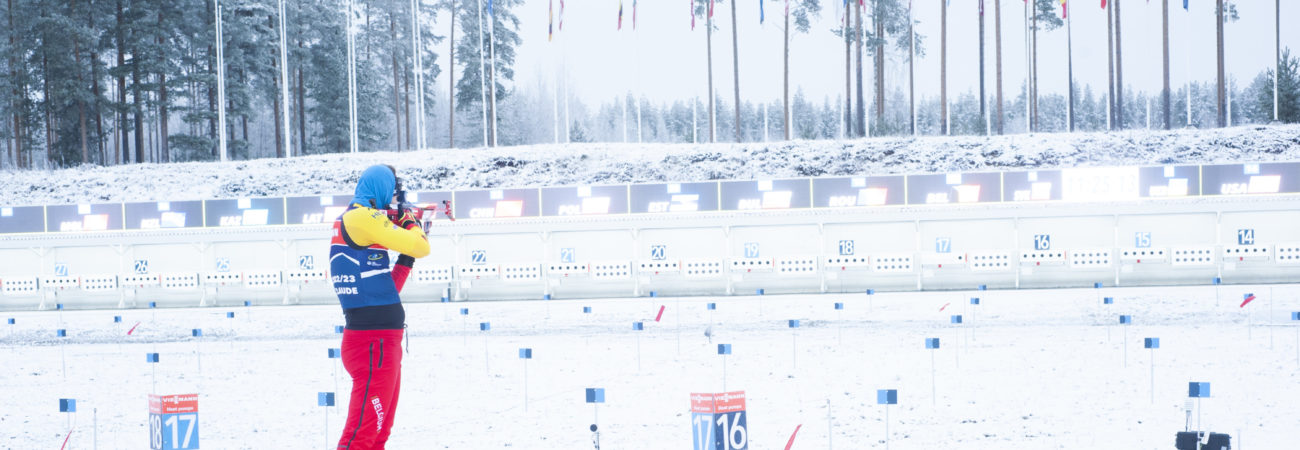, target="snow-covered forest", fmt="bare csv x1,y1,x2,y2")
1,0,1296,170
